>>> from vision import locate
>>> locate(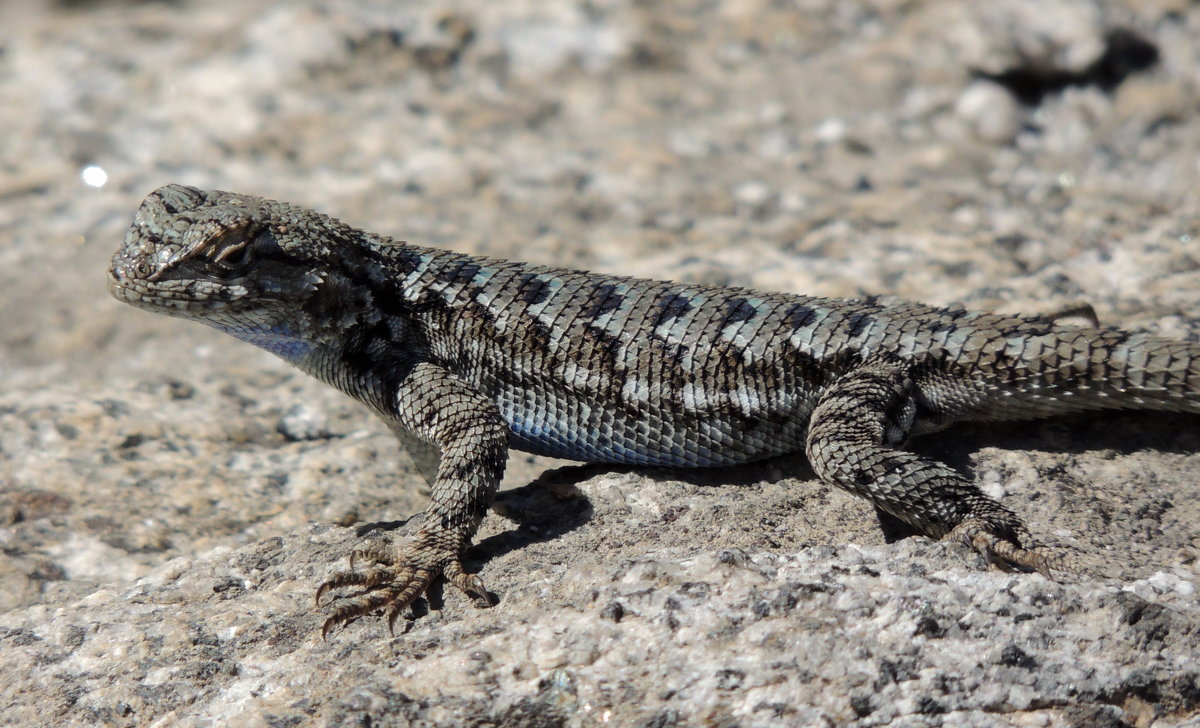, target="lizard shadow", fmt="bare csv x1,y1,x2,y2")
480,451,815,541
464,456,807,576
922,411,1199,462
351,464,610,611
471,463,609,560
469,455,815,567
